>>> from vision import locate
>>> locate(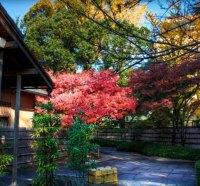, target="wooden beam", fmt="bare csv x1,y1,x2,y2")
12,74,21,186
0,49,3,99
0,37,6,48
0,37,18,49
5,41,18,48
